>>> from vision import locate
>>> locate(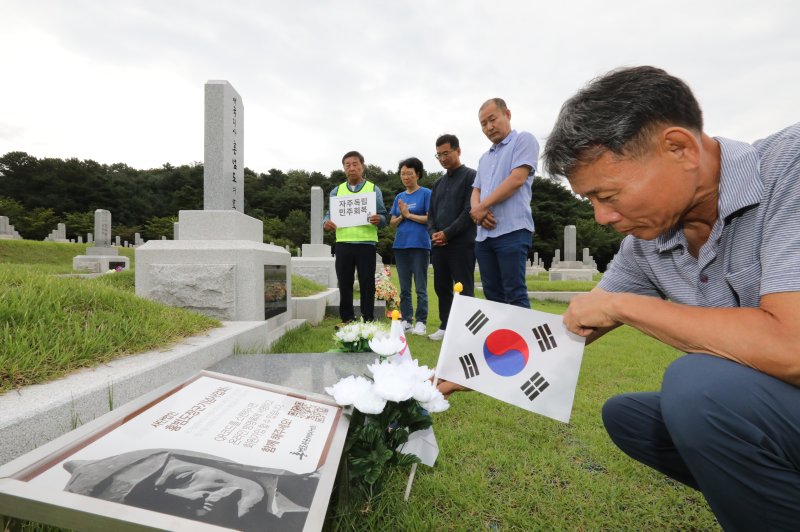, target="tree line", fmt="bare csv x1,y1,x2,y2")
0,151,622,269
